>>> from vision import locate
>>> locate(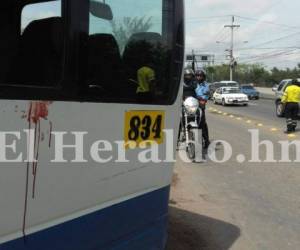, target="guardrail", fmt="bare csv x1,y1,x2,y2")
256,87,275,100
